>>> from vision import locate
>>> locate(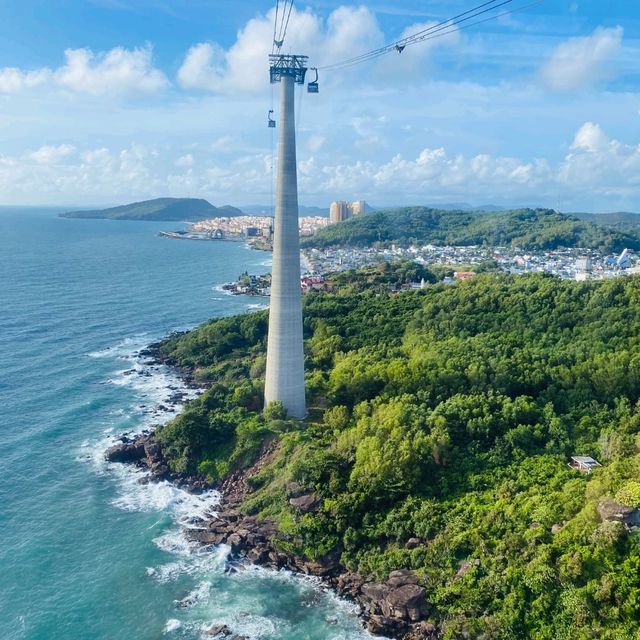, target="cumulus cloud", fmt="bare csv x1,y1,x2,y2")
177,5,383,93
29,144,76,164
177,43,225,92
55,45,168,95
1,123,638,208
0,67,51,93
0,45,167,96
559,122,640,193
541,26,623,91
